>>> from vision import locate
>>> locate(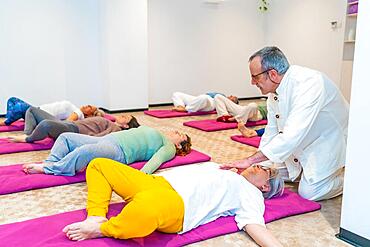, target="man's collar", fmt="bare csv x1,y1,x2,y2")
275,66,292,95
